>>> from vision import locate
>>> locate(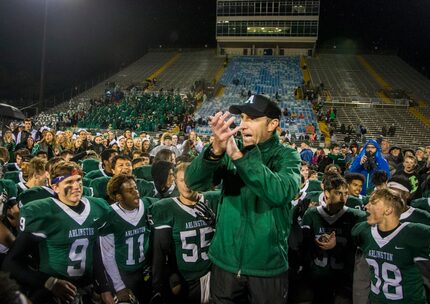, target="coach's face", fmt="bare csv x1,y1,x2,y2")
239,113,278,147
